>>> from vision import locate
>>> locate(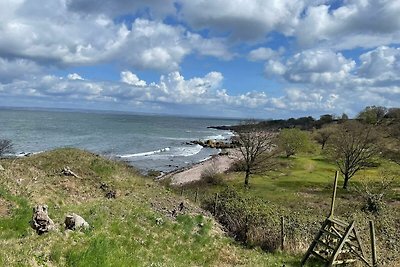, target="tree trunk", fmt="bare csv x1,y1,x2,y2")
343,174,350,189
244,169,250,186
